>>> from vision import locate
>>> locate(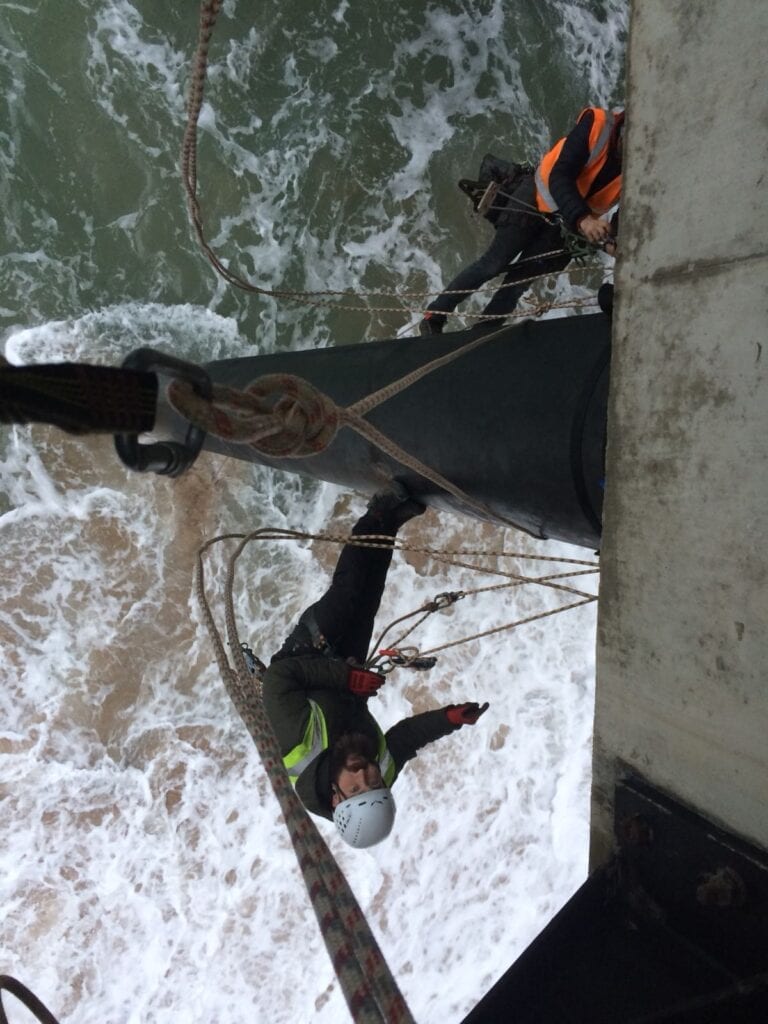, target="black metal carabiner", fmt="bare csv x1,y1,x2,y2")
113,347,212,477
